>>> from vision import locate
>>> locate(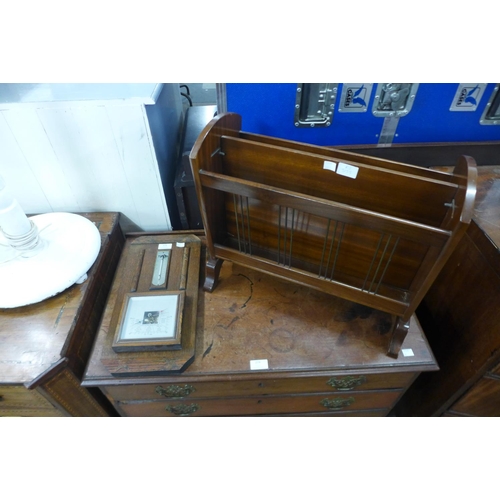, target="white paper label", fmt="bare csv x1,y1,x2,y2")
158,243,172,250
337,162,359,179
250,359,269,370
323,160,337,172
402,348,414,357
